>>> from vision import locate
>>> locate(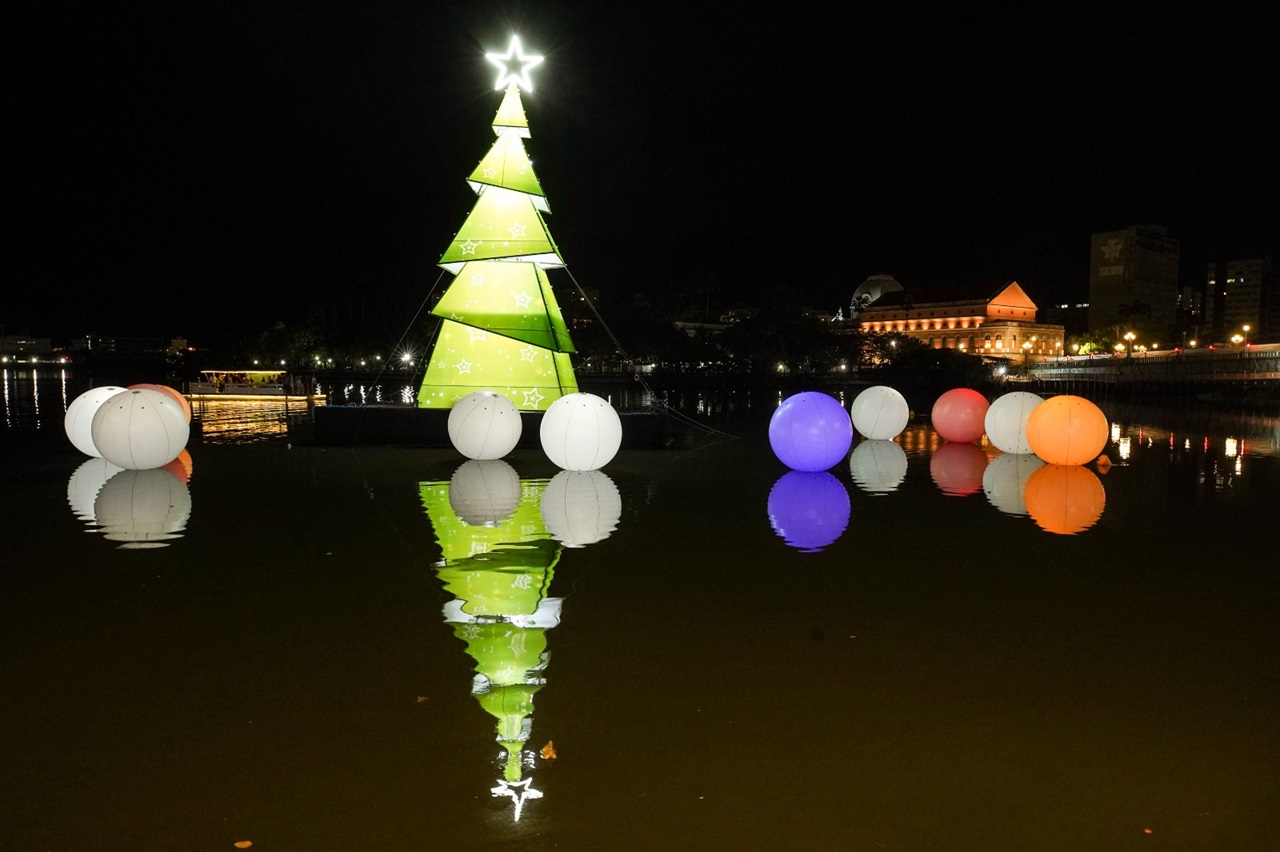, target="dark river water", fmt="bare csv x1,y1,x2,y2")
2,368,1278,850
